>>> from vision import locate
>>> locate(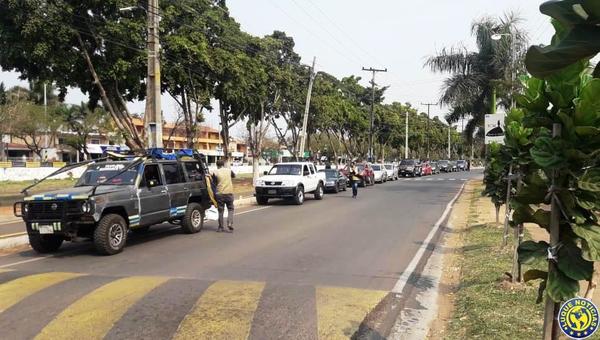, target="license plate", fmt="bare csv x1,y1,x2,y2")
268,190,277,195
39,225,54,234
